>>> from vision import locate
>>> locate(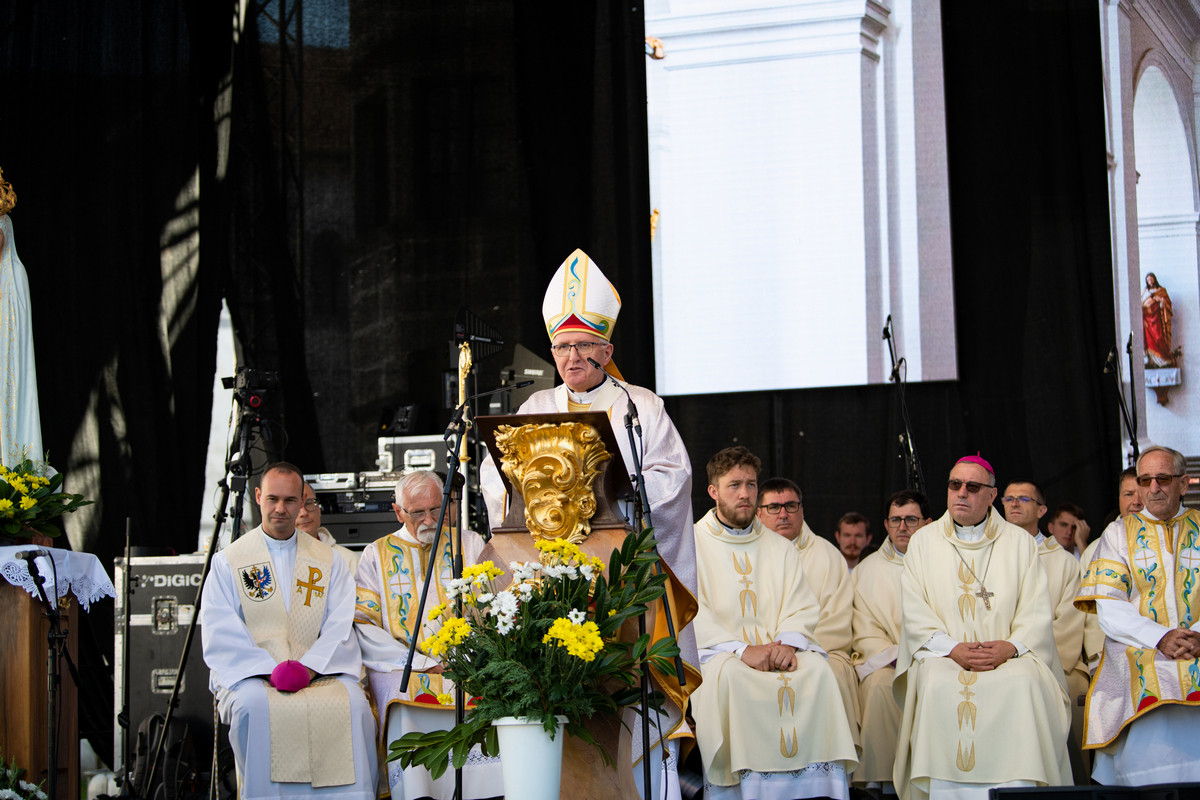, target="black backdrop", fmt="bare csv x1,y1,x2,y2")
1,0,1119,761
